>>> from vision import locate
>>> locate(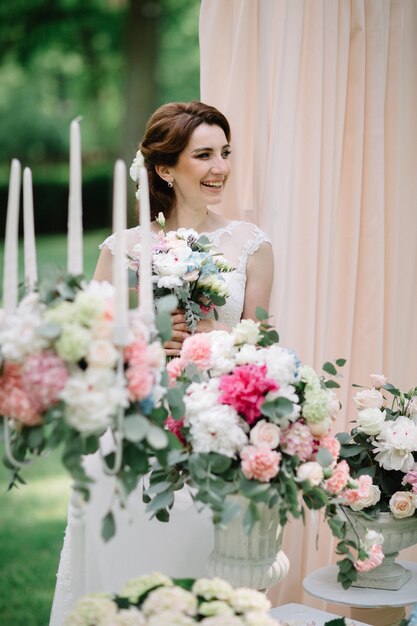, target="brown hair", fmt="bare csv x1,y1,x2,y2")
139,101,231,220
